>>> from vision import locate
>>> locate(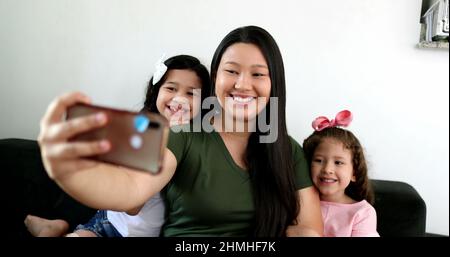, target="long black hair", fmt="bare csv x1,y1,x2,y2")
210,26,298,237
142,55,211,117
